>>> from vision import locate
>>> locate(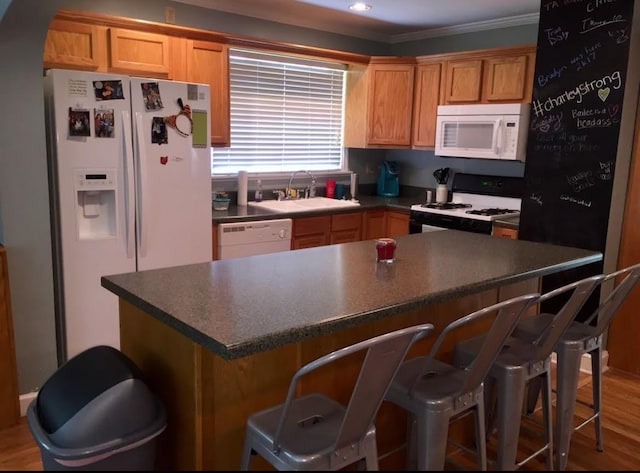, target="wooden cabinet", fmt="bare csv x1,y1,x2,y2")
43,19,105,70
492,225,518,239
43,22,173,78
185,40,230,147
443,59,483,103
330,212,362,244
386,211,410,237
412,61,443,148
344,57,416,148
441,46,535,105
108,28,171,77
212,222,218,260
292,215,331,249
608,93,640,375
0,246,20,429
293,212,363,248
362,209,387,240
483,54,531,102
